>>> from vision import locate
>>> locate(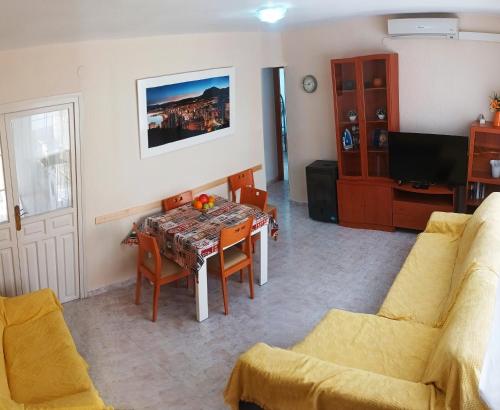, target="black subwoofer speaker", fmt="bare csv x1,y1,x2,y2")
306,160,339,223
